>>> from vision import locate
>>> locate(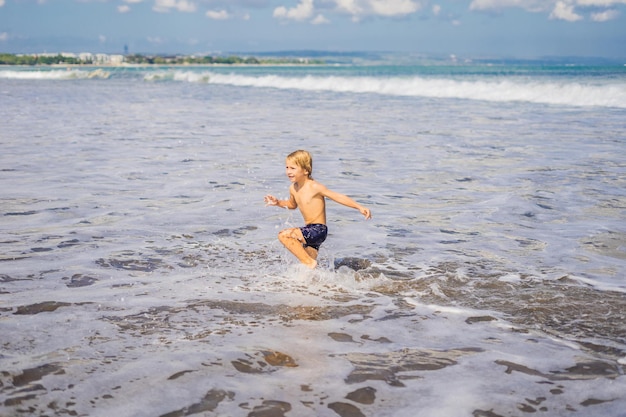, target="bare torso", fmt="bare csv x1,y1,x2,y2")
291,179,327,225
